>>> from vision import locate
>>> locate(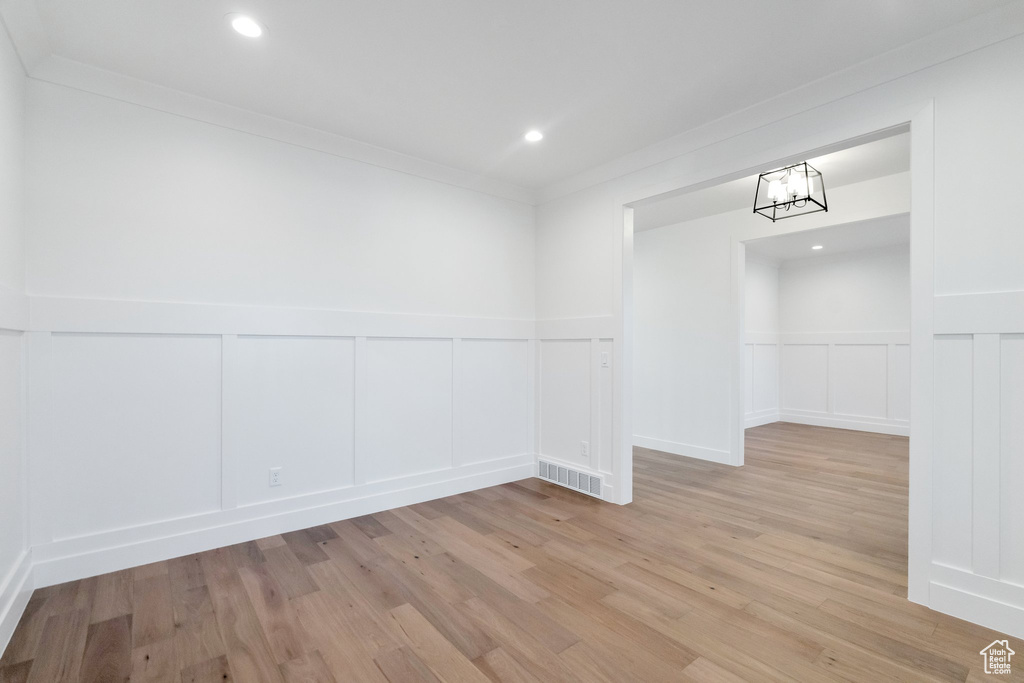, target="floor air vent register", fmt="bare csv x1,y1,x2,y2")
538,461,602,498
